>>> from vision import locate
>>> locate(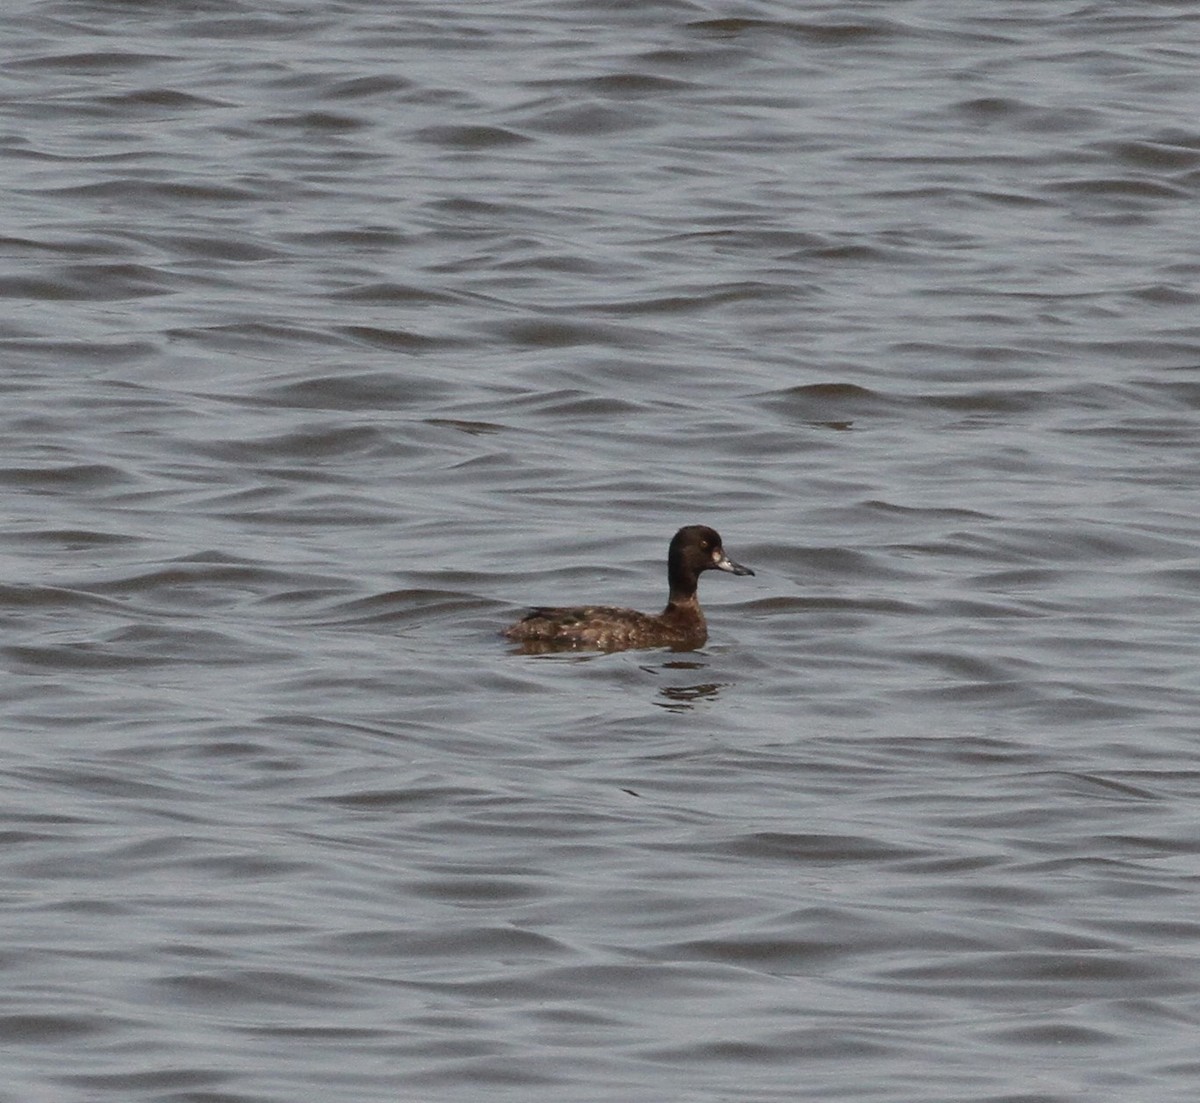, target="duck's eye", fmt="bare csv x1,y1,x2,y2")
700,541,709,551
